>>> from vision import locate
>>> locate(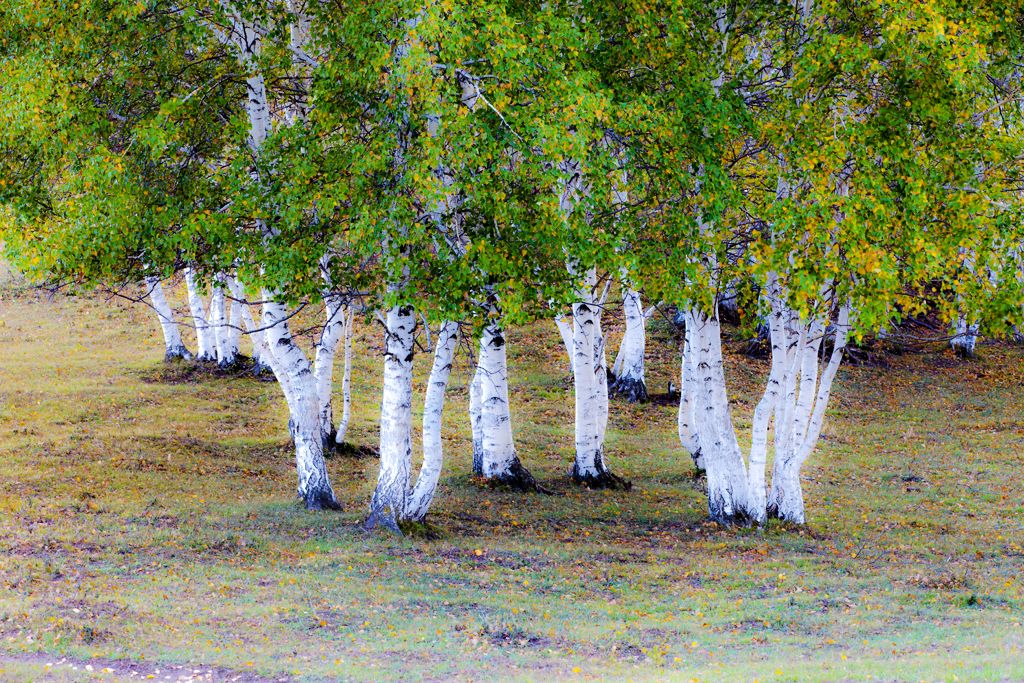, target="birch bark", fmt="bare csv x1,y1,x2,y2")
406,321,460,521
145,276,192,361
366,304,416,531
476,324,540,489
610,284,649,402
184,268,217,362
